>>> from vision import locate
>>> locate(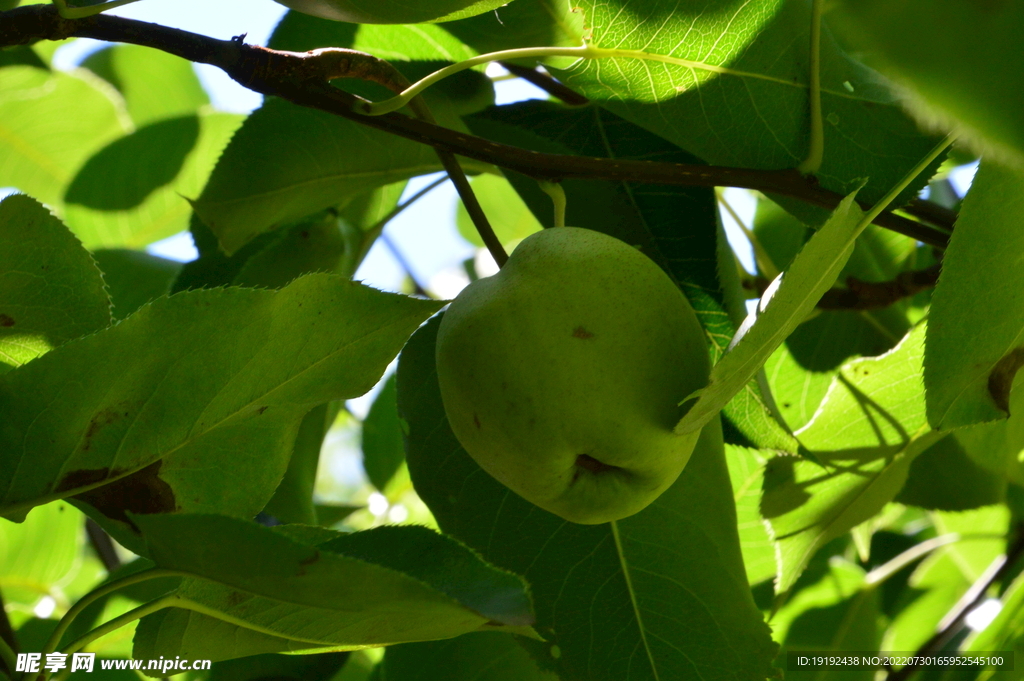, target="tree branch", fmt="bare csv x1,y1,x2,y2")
743,263,941,311
0,4,952,248
885,523,1024,681
85,518,121,573
497,61,590,106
